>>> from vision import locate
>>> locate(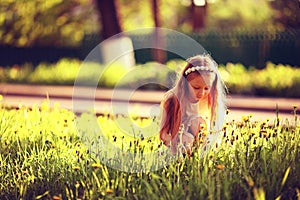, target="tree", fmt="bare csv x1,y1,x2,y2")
270,0,300,30
94,0,135,67
151,0,166,63
95,0,122,40
205,0,274,30
191,0,207,31
0,0,97,47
